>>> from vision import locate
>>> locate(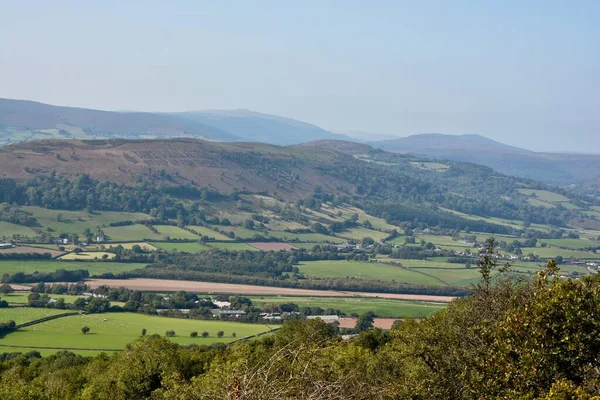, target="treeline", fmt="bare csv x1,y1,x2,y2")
1,269,89,284
366,202,513,234
0,252,53,260
0,203,39,227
